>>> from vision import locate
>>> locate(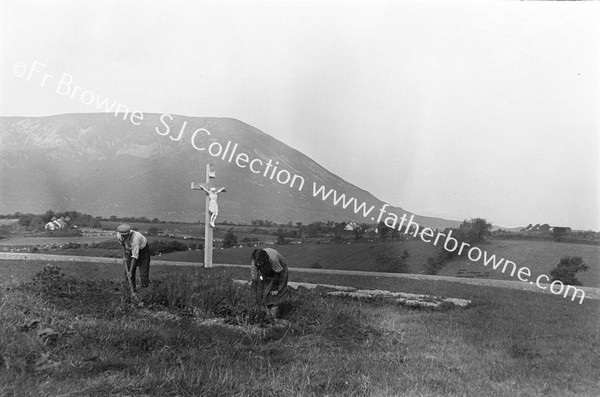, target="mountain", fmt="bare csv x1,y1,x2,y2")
0,113,460,229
